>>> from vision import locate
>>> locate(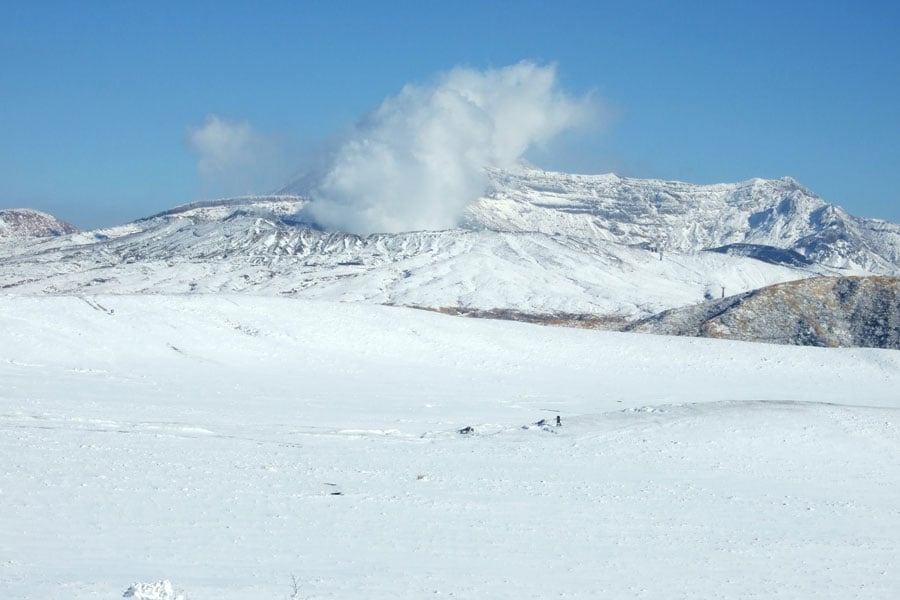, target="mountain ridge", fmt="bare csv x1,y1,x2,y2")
0,208,79,240
2,167,898,348
626,275,900,350
467,167,900,273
